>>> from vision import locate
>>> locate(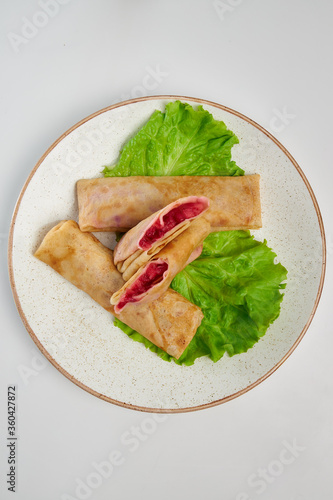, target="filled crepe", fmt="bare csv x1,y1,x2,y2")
34,220,203,359
77,174,261,232
113,196,210,280
111,218,211,313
